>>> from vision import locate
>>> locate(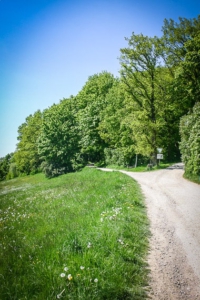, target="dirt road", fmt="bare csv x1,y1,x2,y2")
120,165,200,299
